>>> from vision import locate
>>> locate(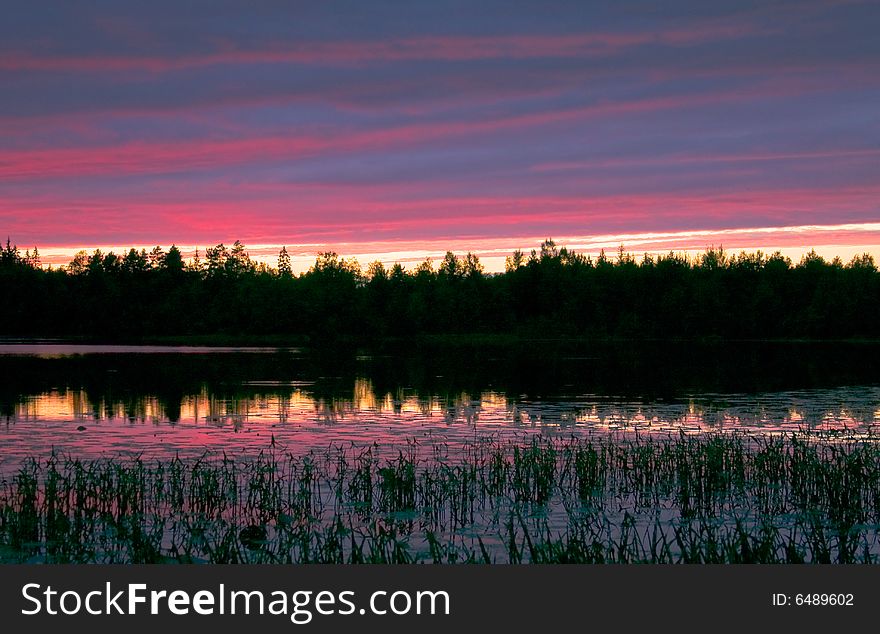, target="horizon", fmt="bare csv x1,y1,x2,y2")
2,1,879,260
11,223,880,273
